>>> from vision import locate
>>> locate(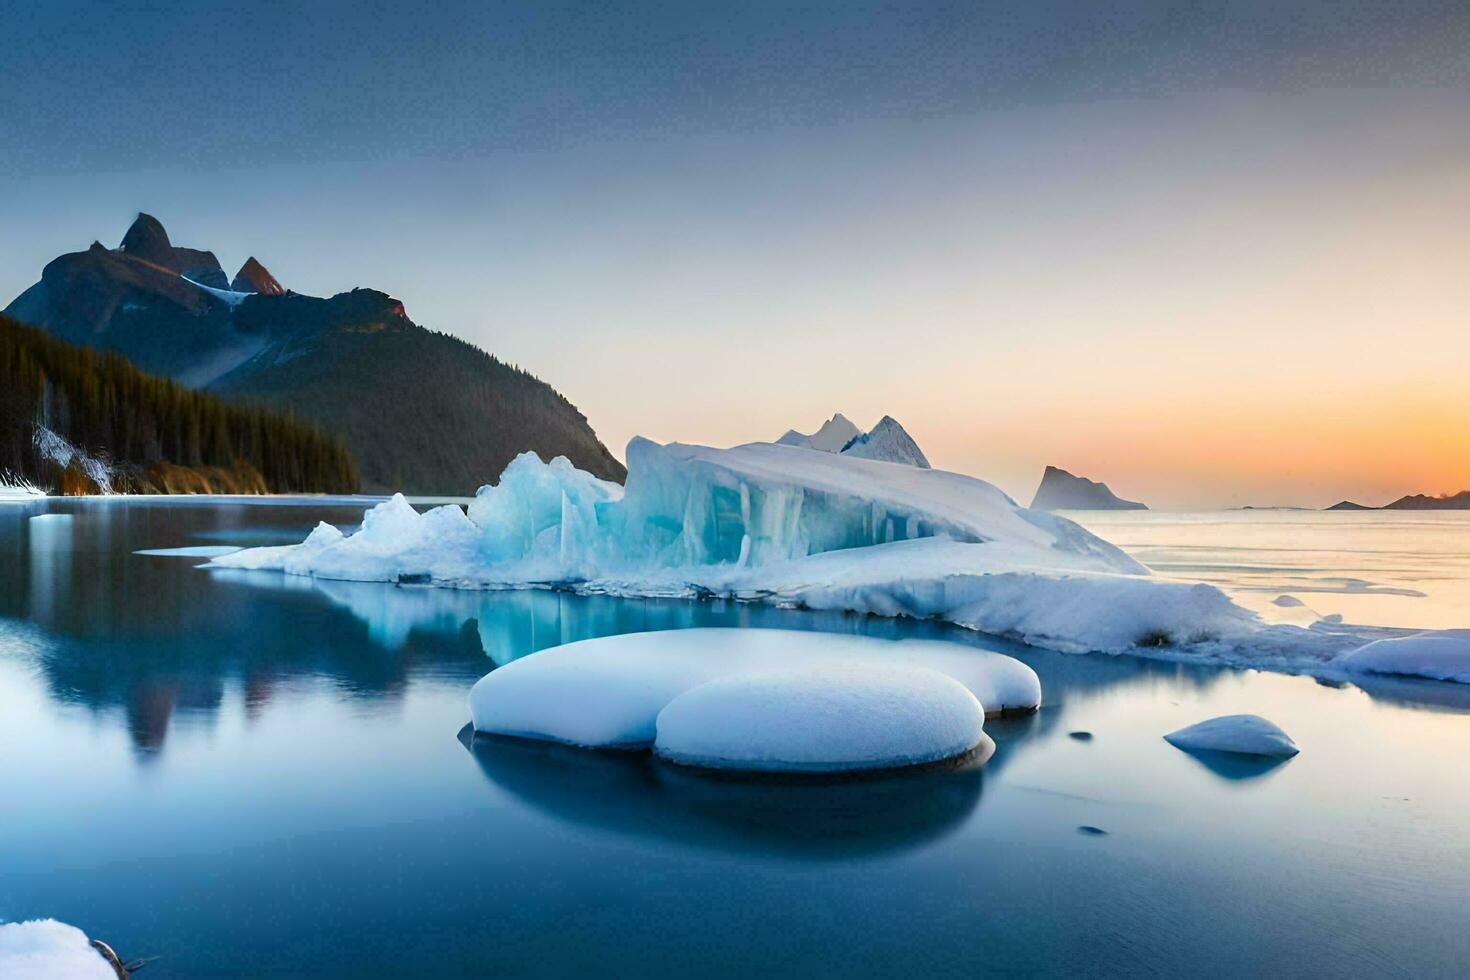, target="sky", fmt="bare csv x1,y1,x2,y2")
3,1,1470,509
